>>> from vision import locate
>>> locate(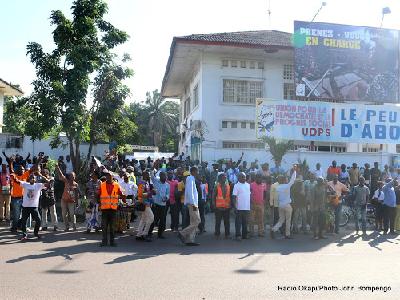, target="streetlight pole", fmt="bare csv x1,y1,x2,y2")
380,7,391,27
